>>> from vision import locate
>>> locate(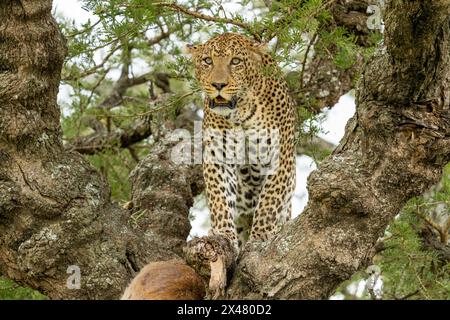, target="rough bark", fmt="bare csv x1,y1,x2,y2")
184,233,237,299
0,0,449,300
0,0,201,299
